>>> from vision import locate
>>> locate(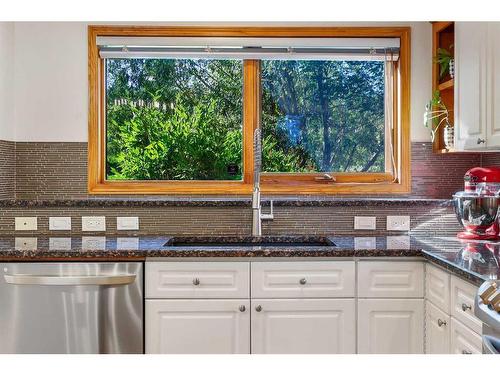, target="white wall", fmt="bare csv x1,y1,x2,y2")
0,22,15,141
8,21,432,142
